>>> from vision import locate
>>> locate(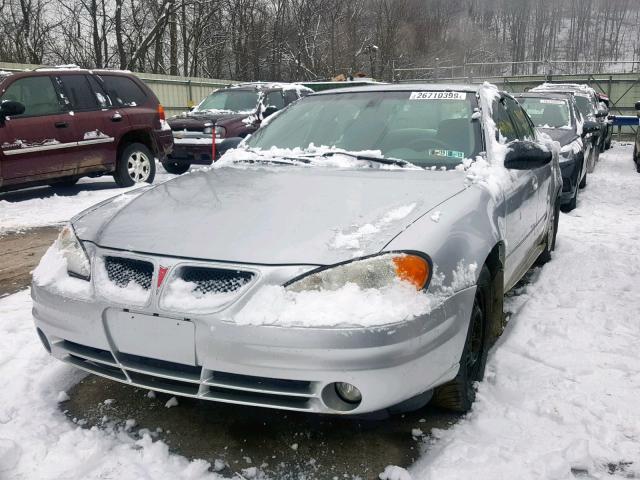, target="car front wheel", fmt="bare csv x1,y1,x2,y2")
114,143,156,187
432,266,491,413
